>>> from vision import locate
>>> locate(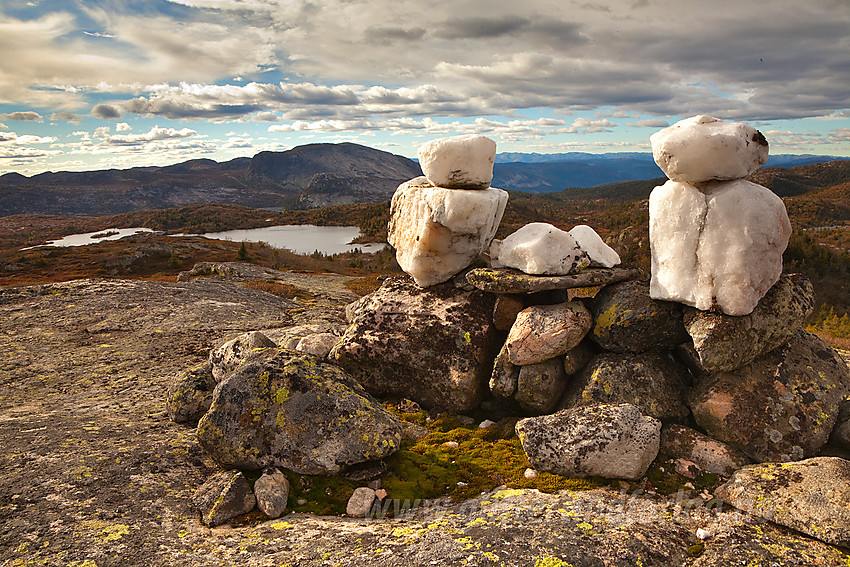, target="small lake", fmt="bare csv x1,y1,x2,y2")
25,228,155,249
196,225,386,255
